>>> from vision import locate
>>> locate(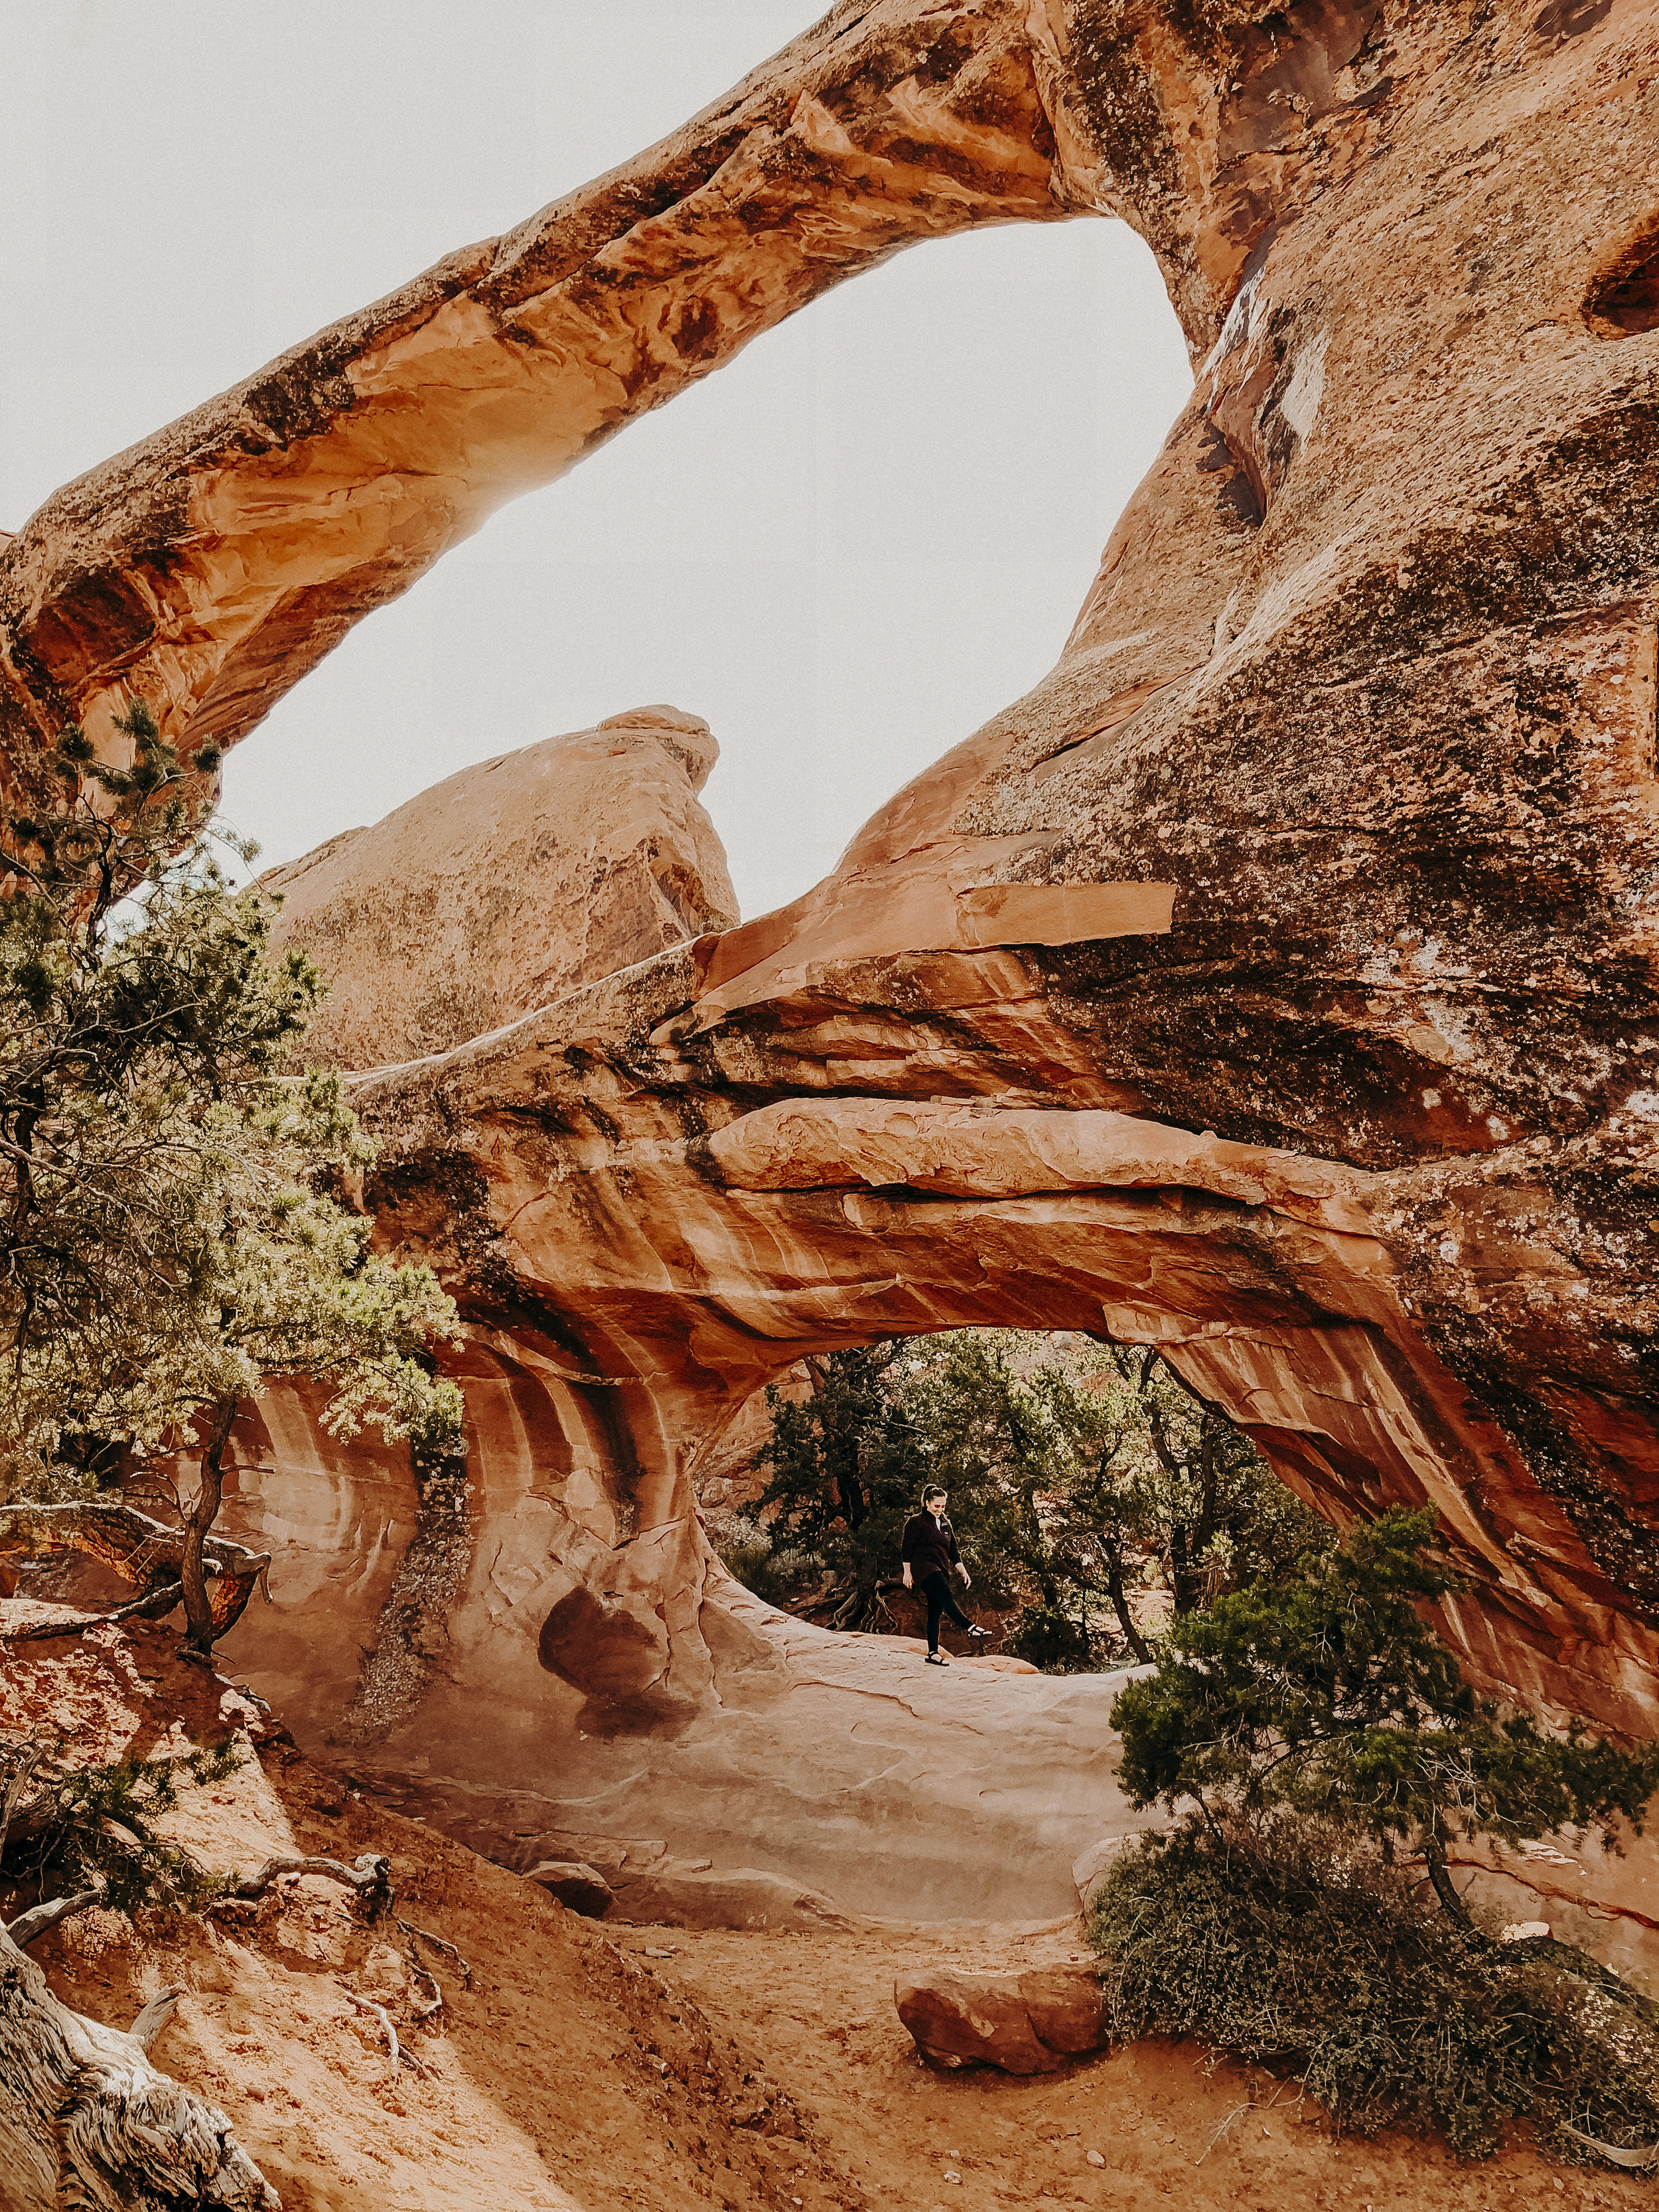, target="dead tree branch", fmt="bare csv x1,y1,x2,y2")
342,1986,425,2078
0,1499,269,1646
0,1923,277,2208
127,1988,182,2054
396,1917,473,1990
228,1850,392,1916
5,1888,103,1949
